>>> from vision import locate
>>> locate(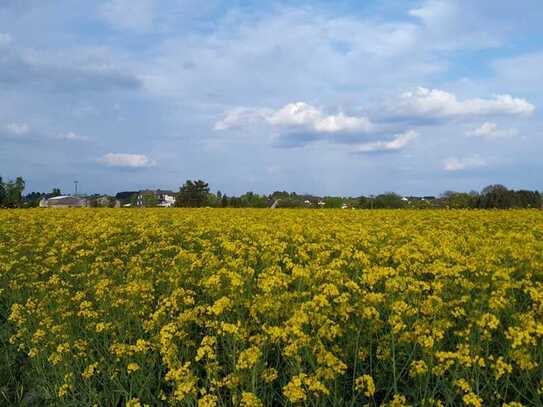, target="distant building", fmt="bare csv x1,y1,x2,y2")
39,195,88,208
136,190,176,207
115,191,138,205
158,193,176,207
